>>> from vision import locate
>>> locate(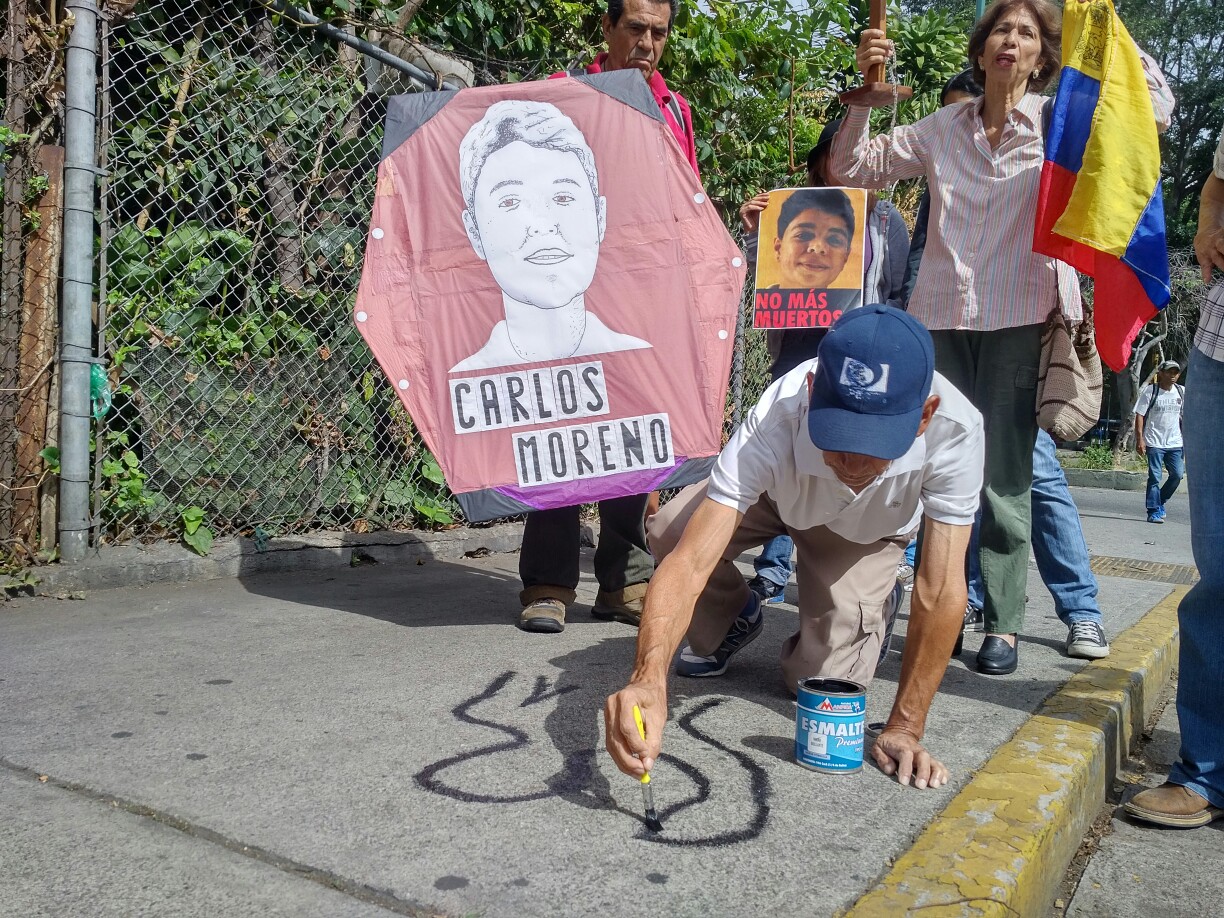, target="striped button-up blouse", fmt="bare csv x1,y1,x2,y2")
830,55,1174,333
